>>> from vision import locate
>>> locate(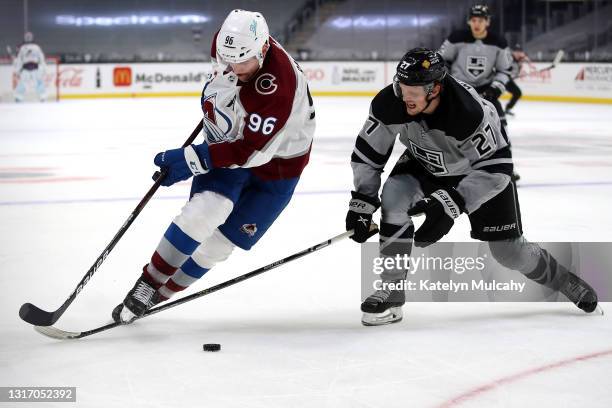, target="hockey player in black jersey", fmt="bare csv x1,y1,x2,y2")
439,5,510,119
345,48,599,326
439,4,520,181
